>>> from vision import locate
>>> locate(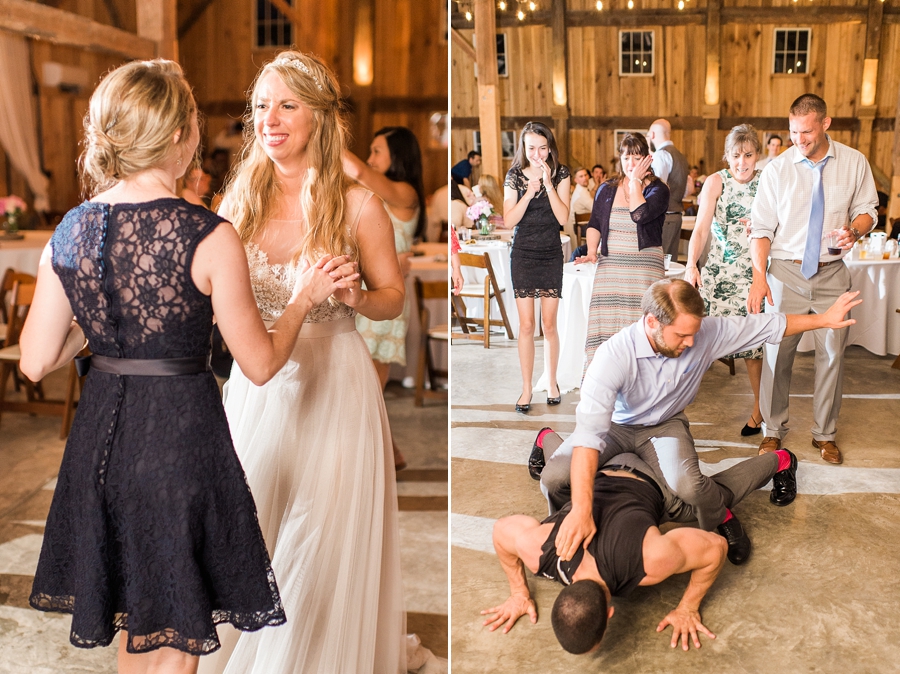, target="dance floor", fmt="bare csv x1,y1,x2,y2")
451,336,900,673
0,372,447,672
